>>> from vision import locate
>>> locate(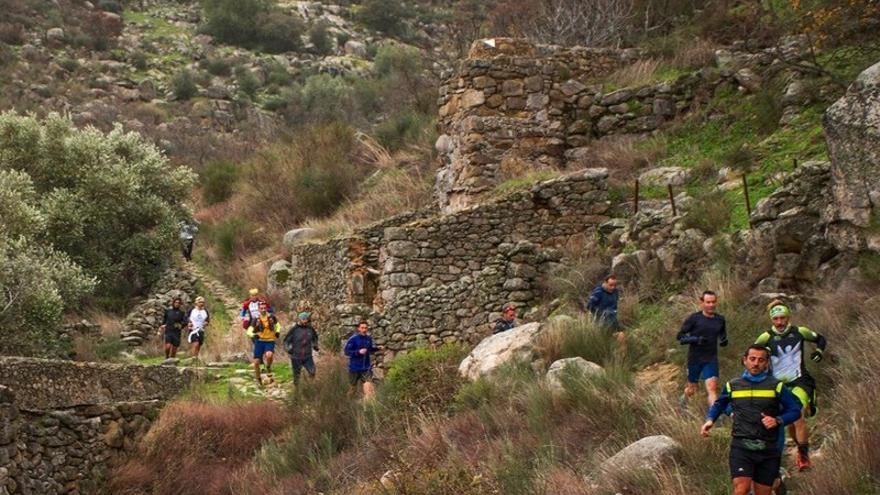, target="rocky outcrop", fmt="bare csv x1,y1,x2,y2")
824,60,880,253
739,161,838,291
458,322,543,380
